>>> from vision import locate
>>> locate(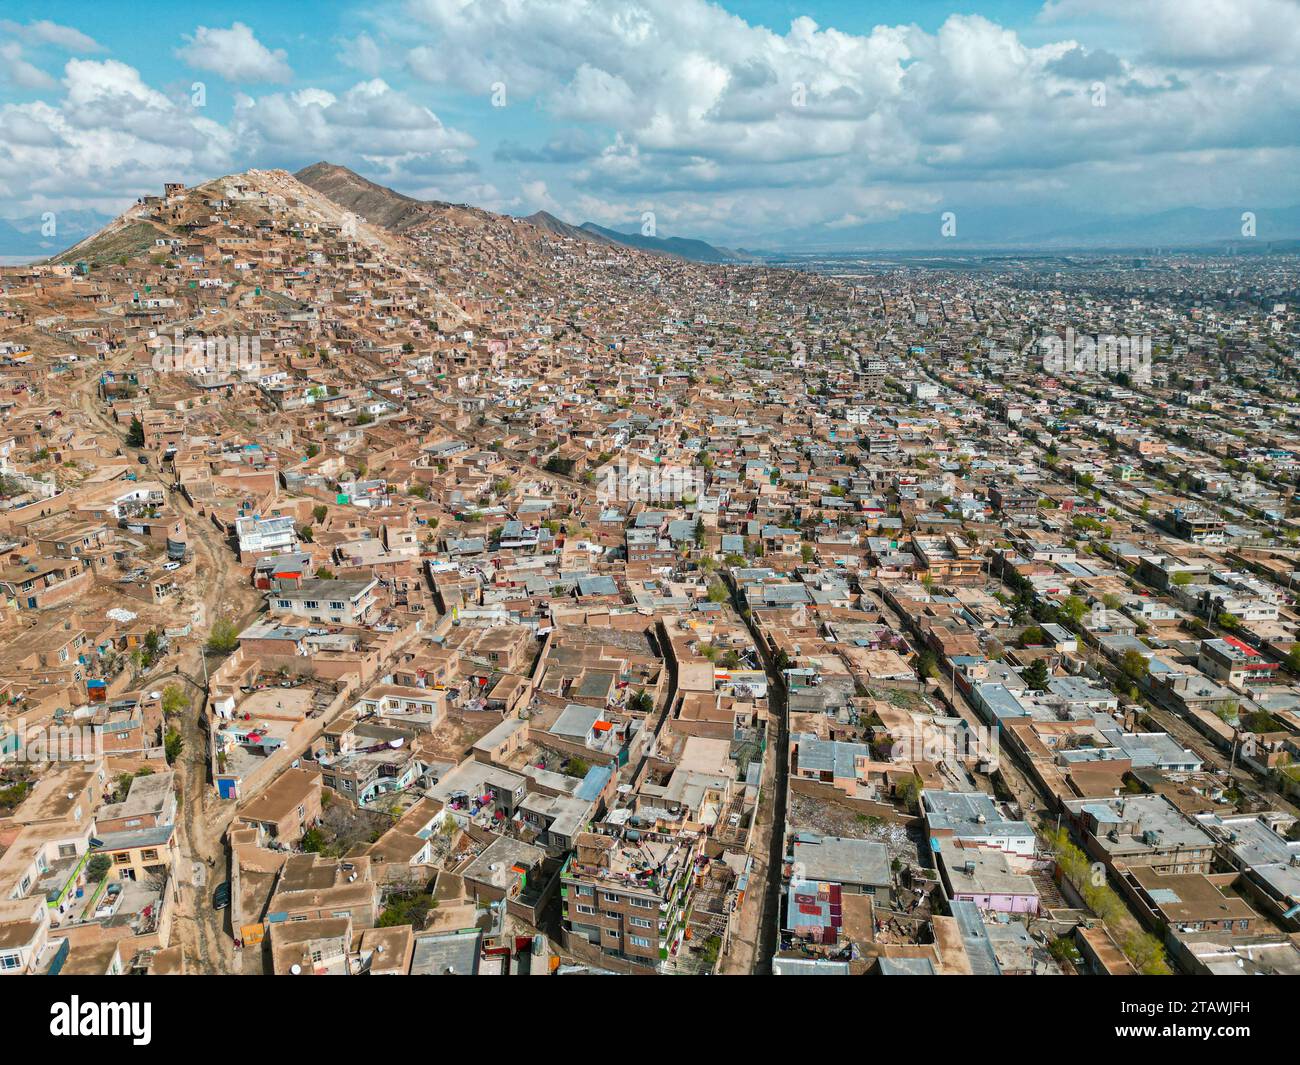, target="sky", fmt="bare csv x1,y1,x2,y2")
0,0,1297,243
